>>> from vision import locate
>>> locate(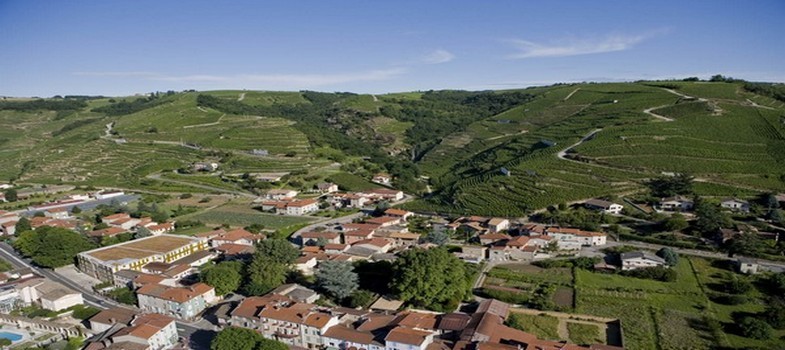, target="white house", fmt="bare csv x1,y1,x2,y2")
620,251,666,271
384,326,434,350
317,183,339,193
136,283,216,320
660,196,694,211
584,199,624,214
286,199,319,216
737,258,759,274
372,173,392,185
95,191,125,200
37,282,83,311
487,218,510,233
721,198,750,213
266,189,299,200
